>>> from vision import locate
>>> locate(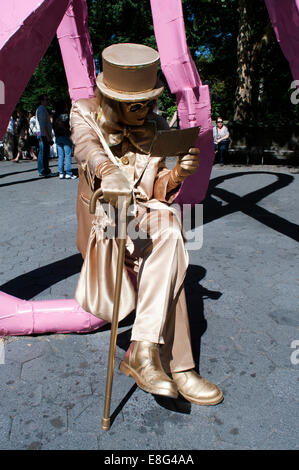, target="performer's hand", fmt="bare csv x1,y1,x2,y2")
96,161,132,208
177,148,200,177
168,147,200,191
